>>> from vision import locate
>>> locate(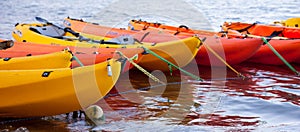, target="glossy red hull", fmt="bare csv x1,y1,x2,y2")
196,37,263,66
66,18,264,66
248,39,300,65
